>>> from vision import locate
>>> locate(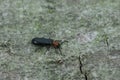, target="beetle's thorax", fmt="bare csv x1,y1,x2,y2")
52,40,60,48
